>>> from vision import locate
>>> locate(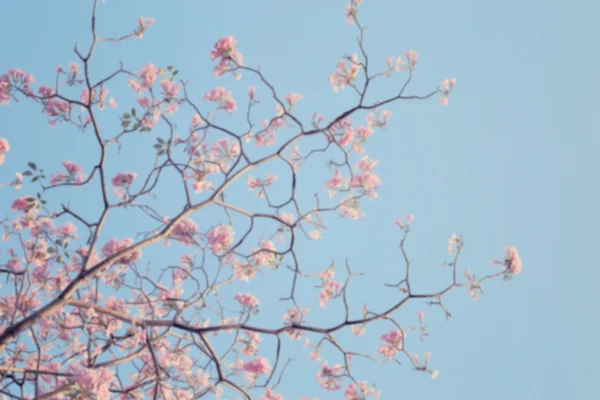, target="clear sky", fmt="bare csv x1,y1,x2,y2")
1,0,599,399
